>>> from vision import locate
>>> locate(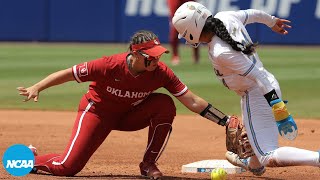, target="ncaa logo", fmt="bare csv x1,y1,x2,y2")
2,144,35,176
